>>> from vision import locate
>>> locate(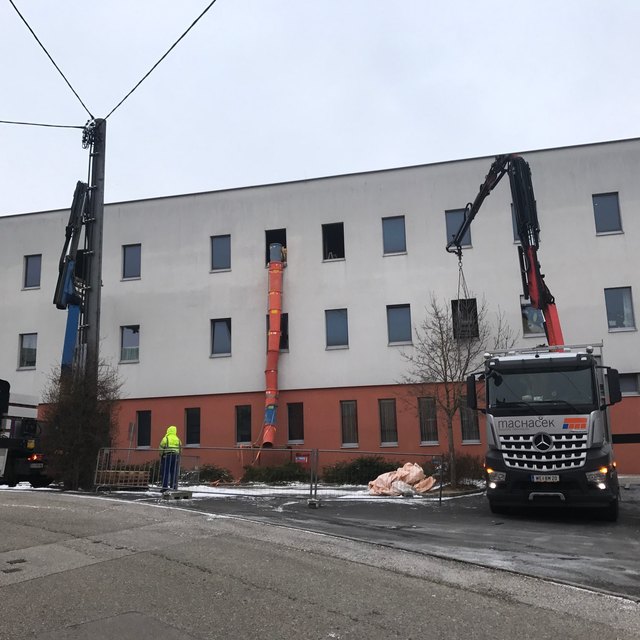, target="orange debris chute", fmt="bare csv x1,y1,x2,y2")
261,243,285,447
